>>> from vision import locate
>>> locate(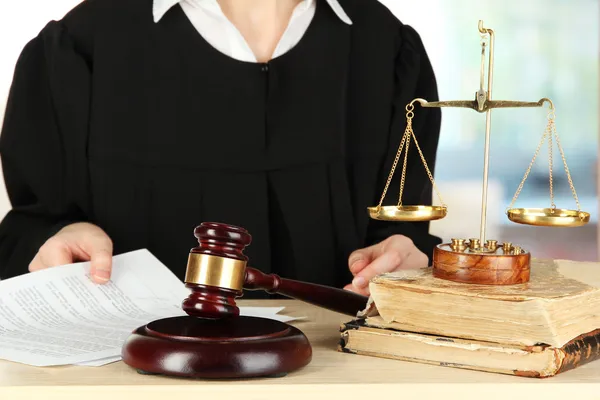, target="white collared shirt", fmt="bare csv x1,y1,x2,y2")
153,0,352,63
